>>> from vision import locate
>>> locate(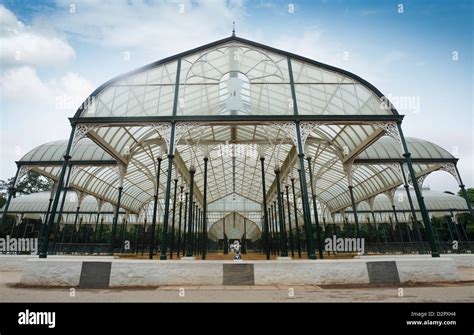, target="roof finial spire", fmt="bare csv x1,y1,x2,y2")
232,21,236,37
